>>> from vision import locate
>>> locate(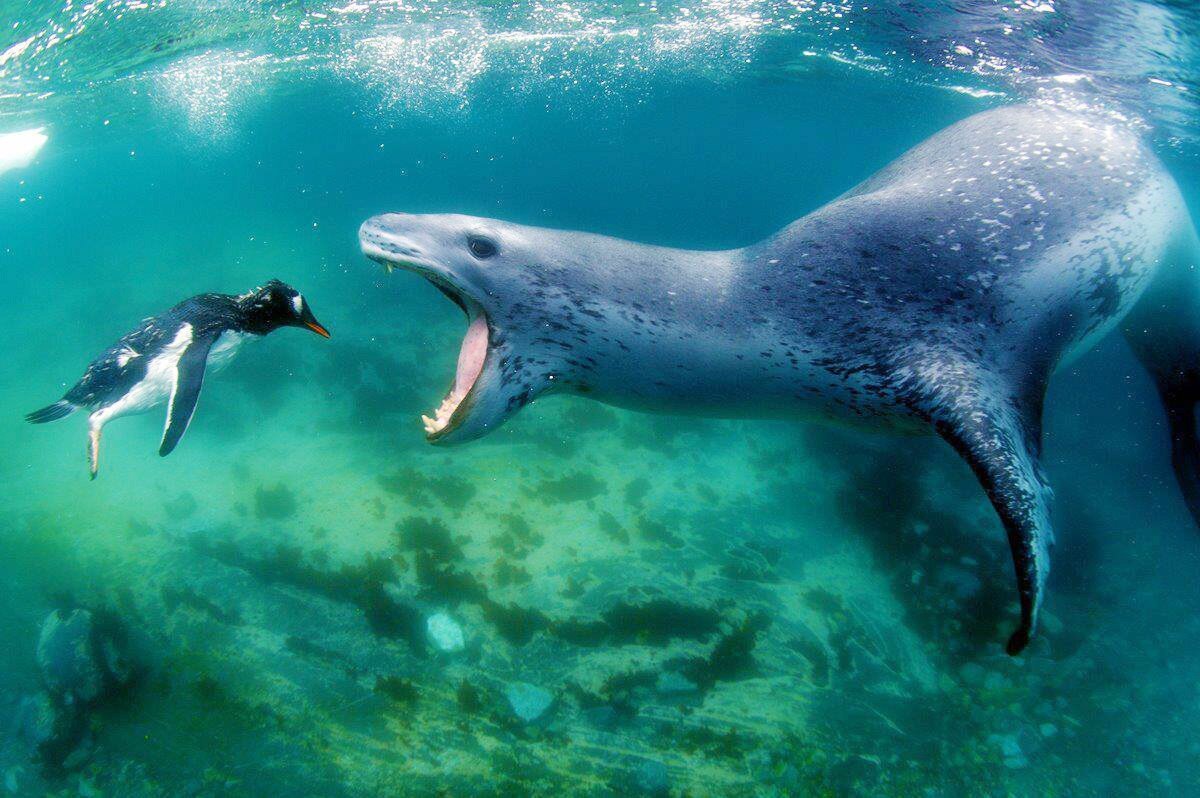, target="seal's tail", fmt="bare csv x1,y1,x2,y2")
26,400,76,424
